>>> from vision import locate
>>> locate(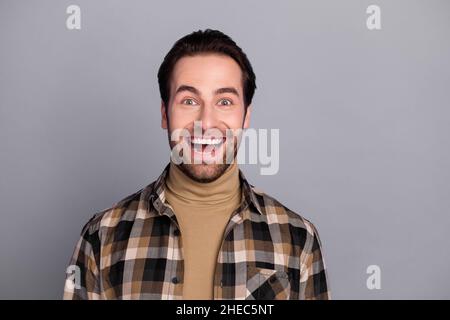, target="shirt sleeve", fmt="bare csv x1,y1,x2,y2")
63,219,101,300
300,222,331,300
